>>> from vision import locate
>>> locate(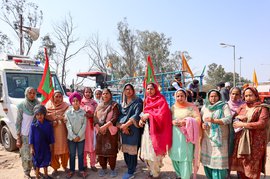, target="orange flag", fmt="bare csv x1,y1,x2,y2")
181,52,194,78
253,69,258,88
